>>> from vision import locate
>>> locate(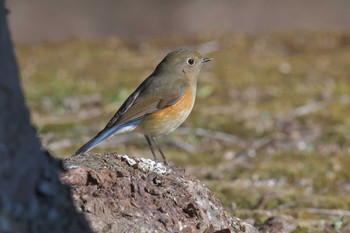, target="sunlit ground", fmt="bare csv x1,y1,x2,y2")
17,31,350,232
